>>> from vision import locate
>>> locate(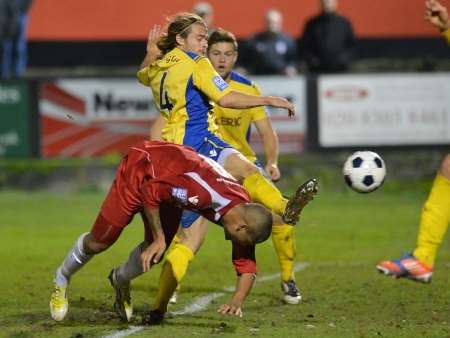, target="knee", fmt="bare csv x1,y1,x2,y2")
84,233,110,254
242,162,259,178
224,154,258,182
439,154,450,179
177,229,204,254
